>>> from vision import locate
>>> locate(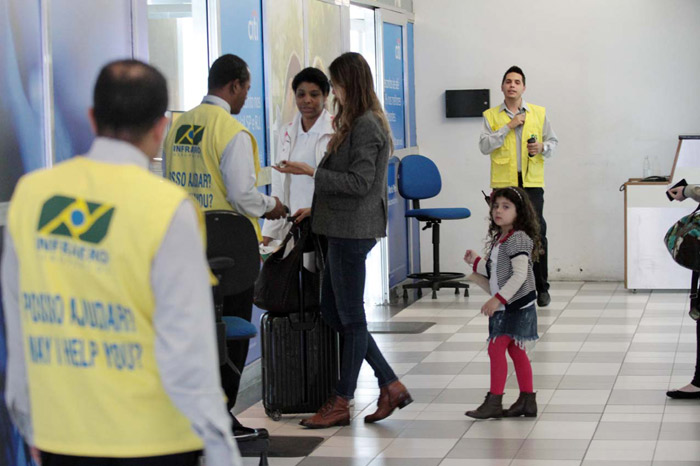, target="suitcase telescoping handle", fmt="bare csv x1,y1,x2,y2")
287,217,319,332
